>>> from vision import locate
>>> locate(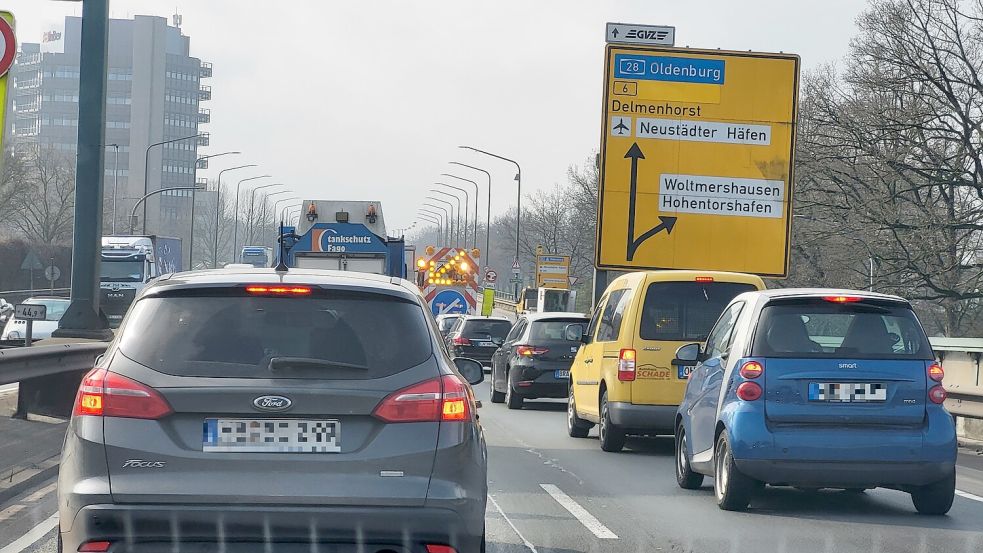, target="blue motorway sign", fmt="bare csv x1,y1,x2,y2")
614,54,725,85
431,289,468,316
